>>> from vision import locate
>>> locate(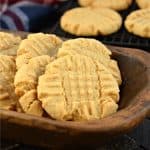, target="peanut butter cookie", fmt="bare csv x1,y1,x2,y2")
78,0,132,11
57,38,122,85
60,7,122,36
125,9,150,38
38,55,119,121
15,55,52,116
16,33,62,69
0,32,21,56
